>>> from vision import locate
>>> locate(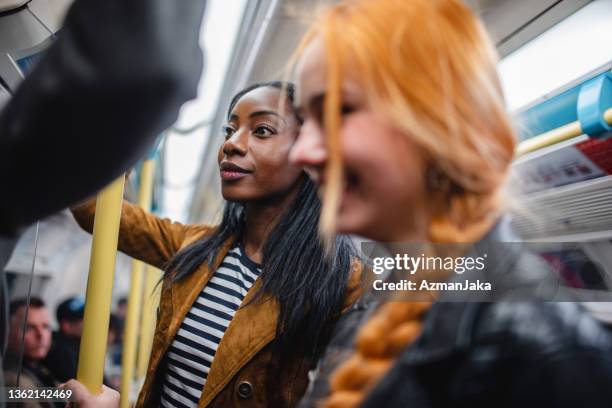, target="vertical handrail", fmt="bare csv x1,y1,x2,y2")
136,264,162,380
76,177,125,393
120,160,155,407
